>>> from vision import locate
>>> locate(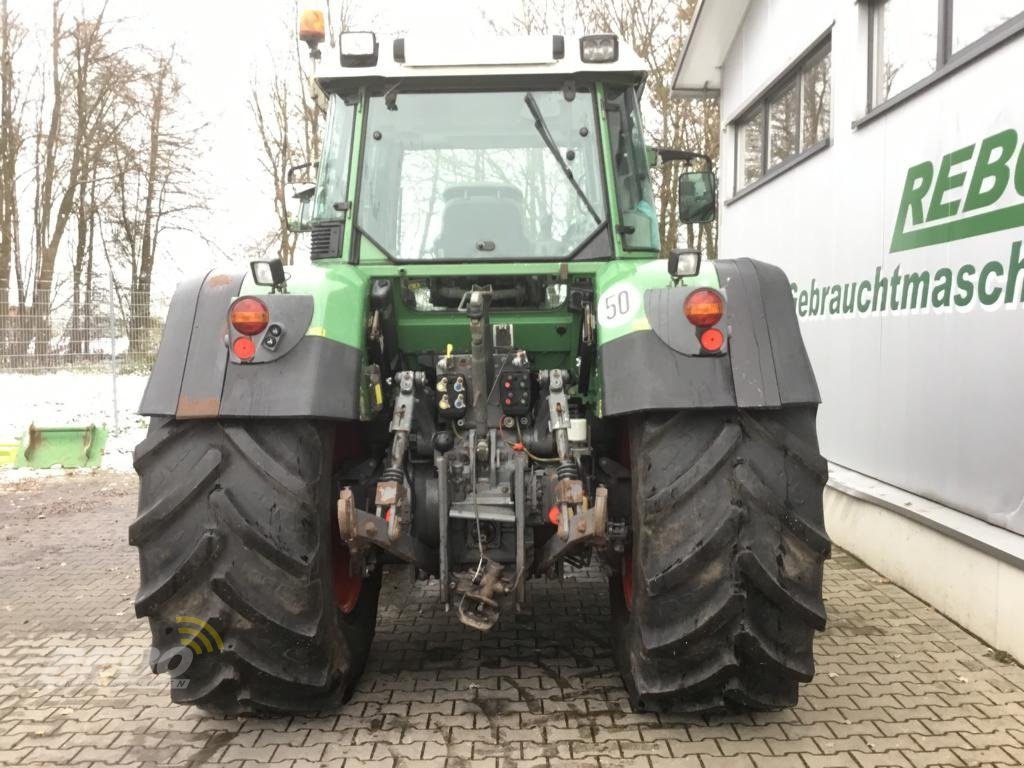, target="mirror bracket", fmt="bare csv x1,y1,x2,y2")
653,147,713,167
